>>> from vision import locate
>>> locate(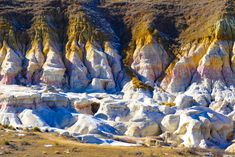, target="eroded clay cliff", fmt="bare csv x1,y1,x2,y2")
1,0,235,149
